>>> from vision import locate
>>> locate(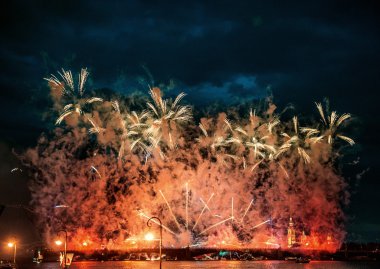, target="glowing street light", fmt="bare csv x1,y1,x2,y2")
145,232,155,241
147,216,163,269
55,230,68,268
7,241,17,264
